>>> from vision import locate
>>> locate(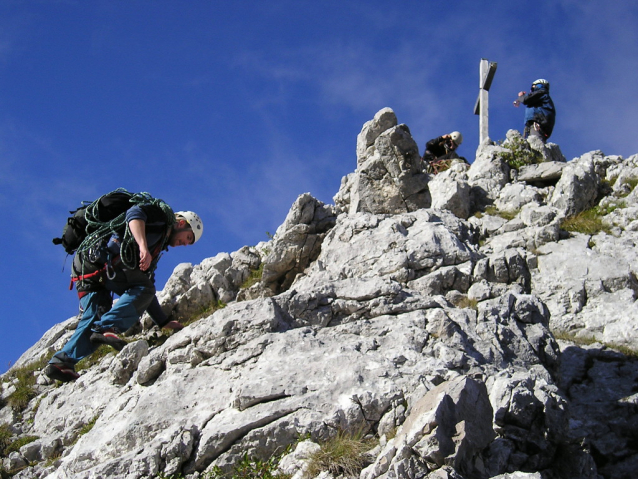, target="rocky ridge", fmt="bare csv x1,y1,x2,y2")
2,107,638,479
